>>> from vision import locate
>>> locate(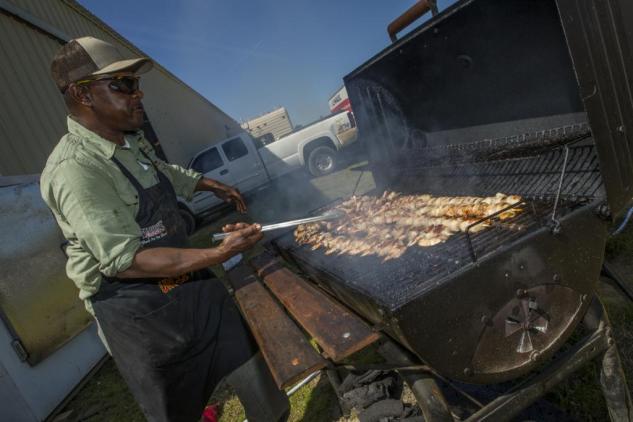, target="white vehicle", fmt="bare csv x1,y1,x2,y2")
258,110,358,179
178,110,358,230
